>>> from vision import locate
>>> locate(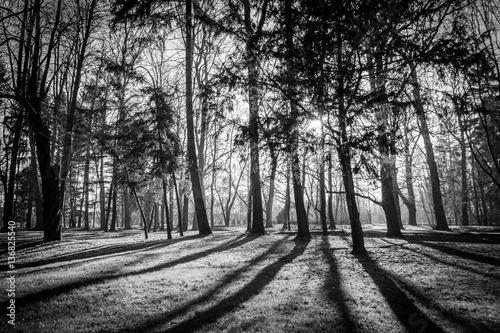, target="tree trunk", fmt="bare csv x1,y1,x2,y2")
29,97,62,242
192,211,199,231
1,108,23,231
459,116,470,226
58,0,97,228
123,187,132,230
402,123,417,226
338,141,366,255
153,203,158,232
173,173,184,236
104,171,114,232
337,44,366,254
182,193,189,232
380,162,402,237
109,188,117,232
318,111,328,235
83,127,91,230
285,0,310,240
163,181,172,239
367,54,402,238
29,132,43,230
285,161,291,231
266,145,278,228
327,149,336,229
409,62,450,231
247,166,252,232
169,183,175,229
247,58,265,234
210,134,217,227
185,0,211,236
130,184,148,239
26,186,33,229
471,155,481,225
